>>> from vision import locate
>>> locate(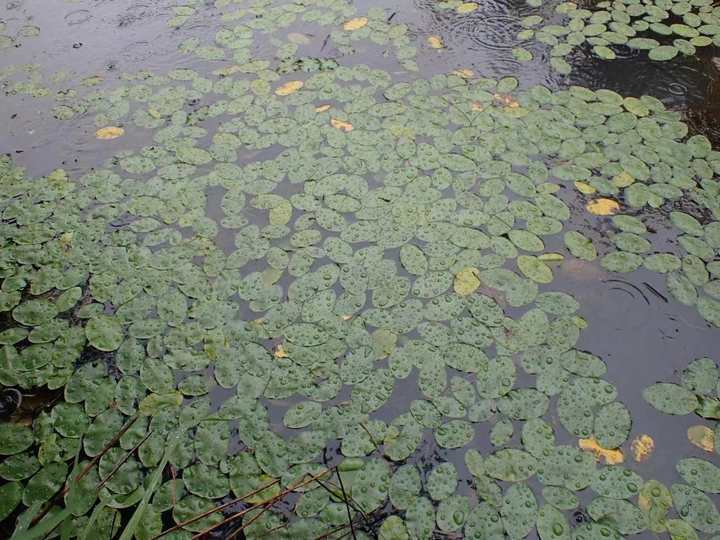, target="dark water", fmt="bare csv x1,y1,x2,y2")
2,0,720,537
